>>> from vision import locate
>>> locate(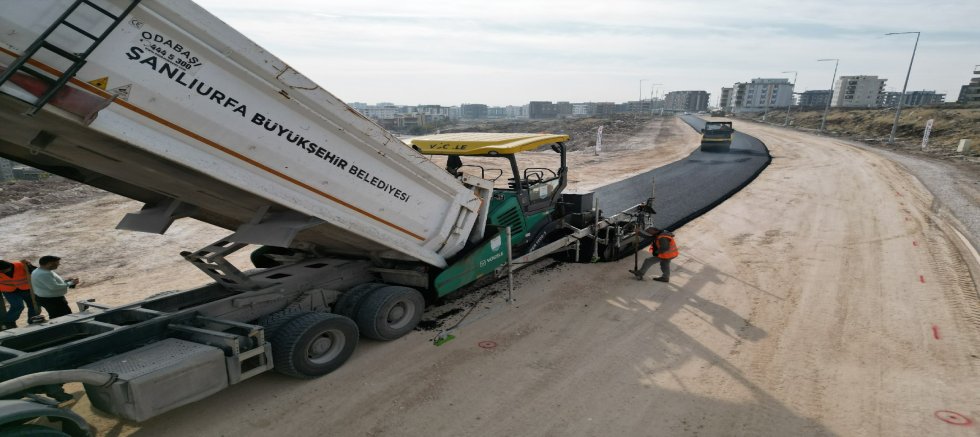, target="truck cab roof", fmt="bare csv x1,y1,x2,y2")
704,121,734,131
410,133,569,156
